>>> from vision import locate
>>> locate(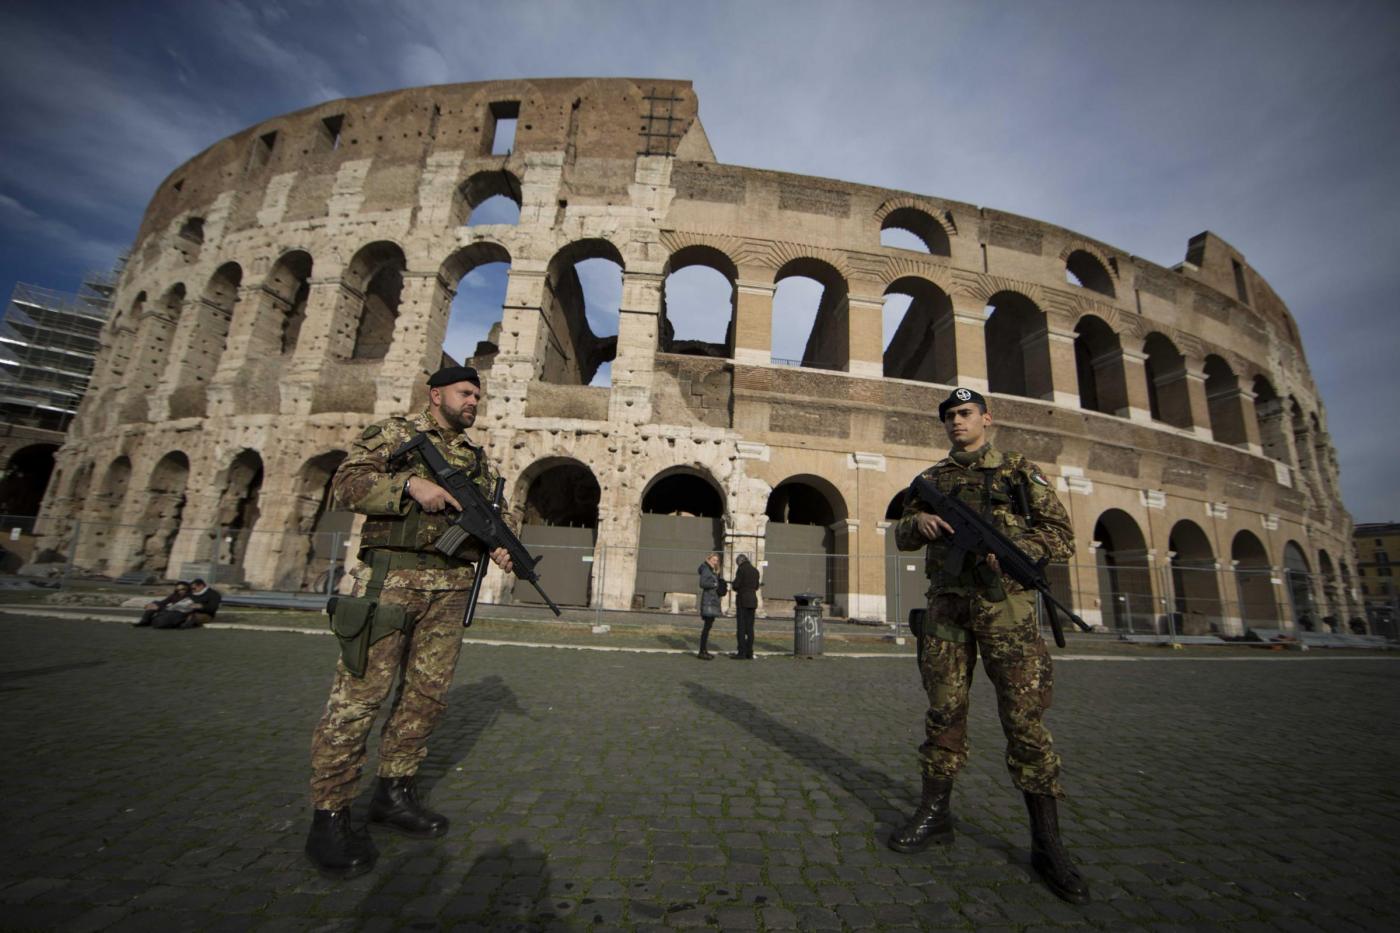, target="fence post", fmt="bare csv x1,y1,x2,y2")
594,543,606,628
326,531,341,595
